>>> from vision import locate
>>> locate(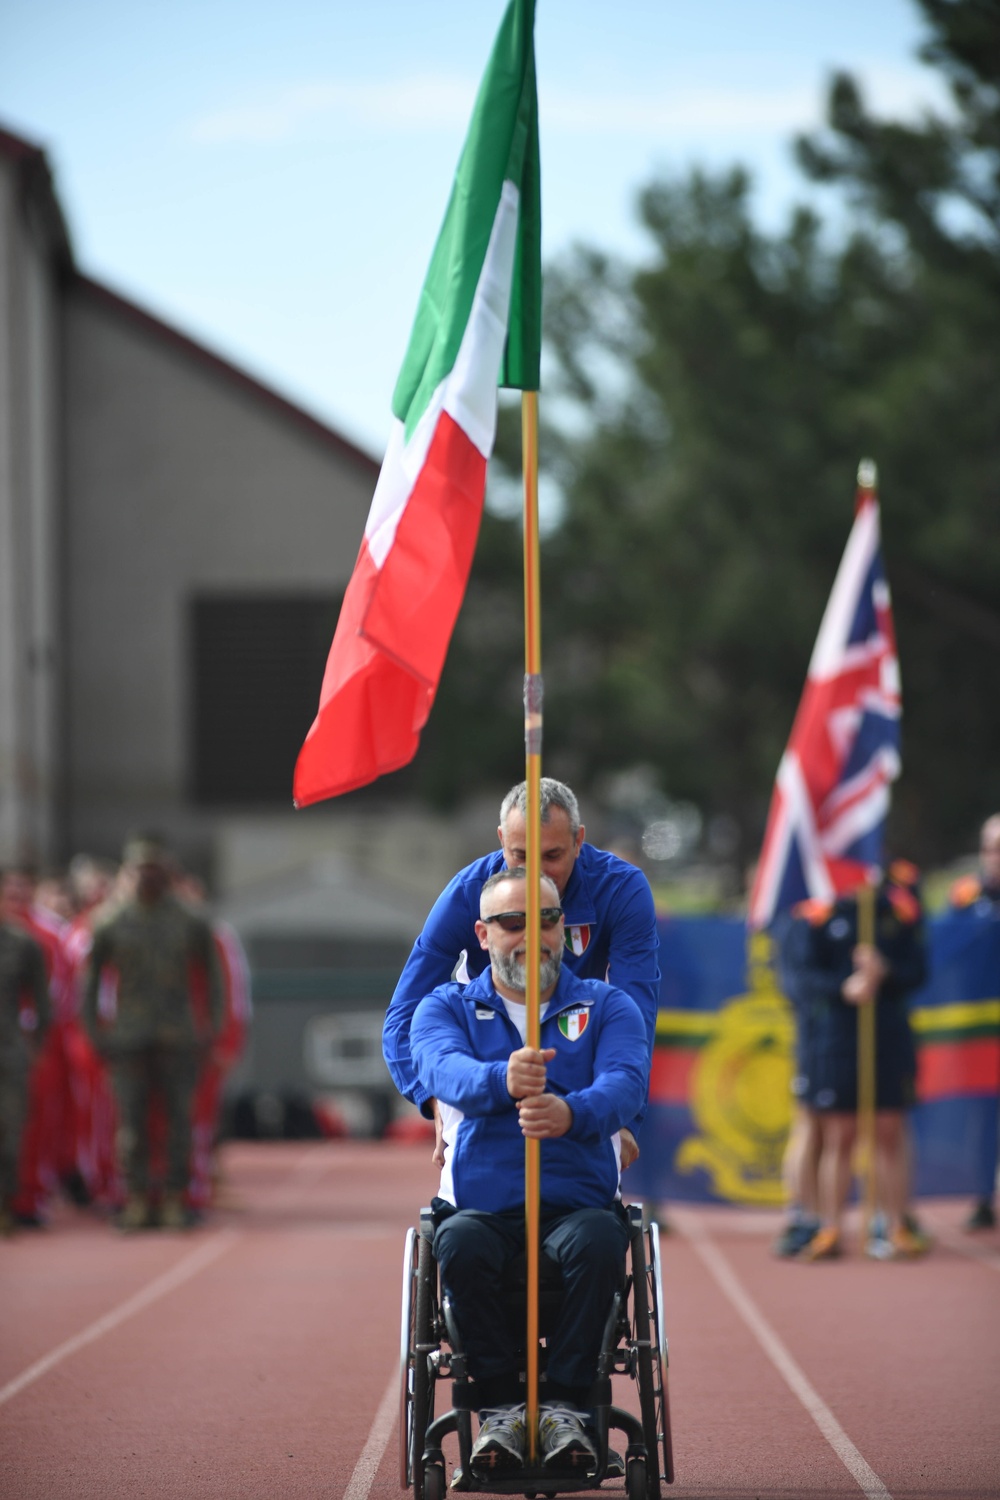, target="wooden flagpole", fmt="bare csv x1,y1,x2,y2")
521,389,543,1461
854,459,879,1236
